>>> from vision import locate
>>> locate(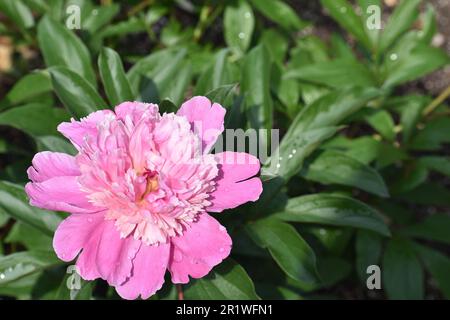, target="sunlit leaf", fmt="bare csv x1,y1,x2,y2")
184,259,259,300
275,194,390,236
